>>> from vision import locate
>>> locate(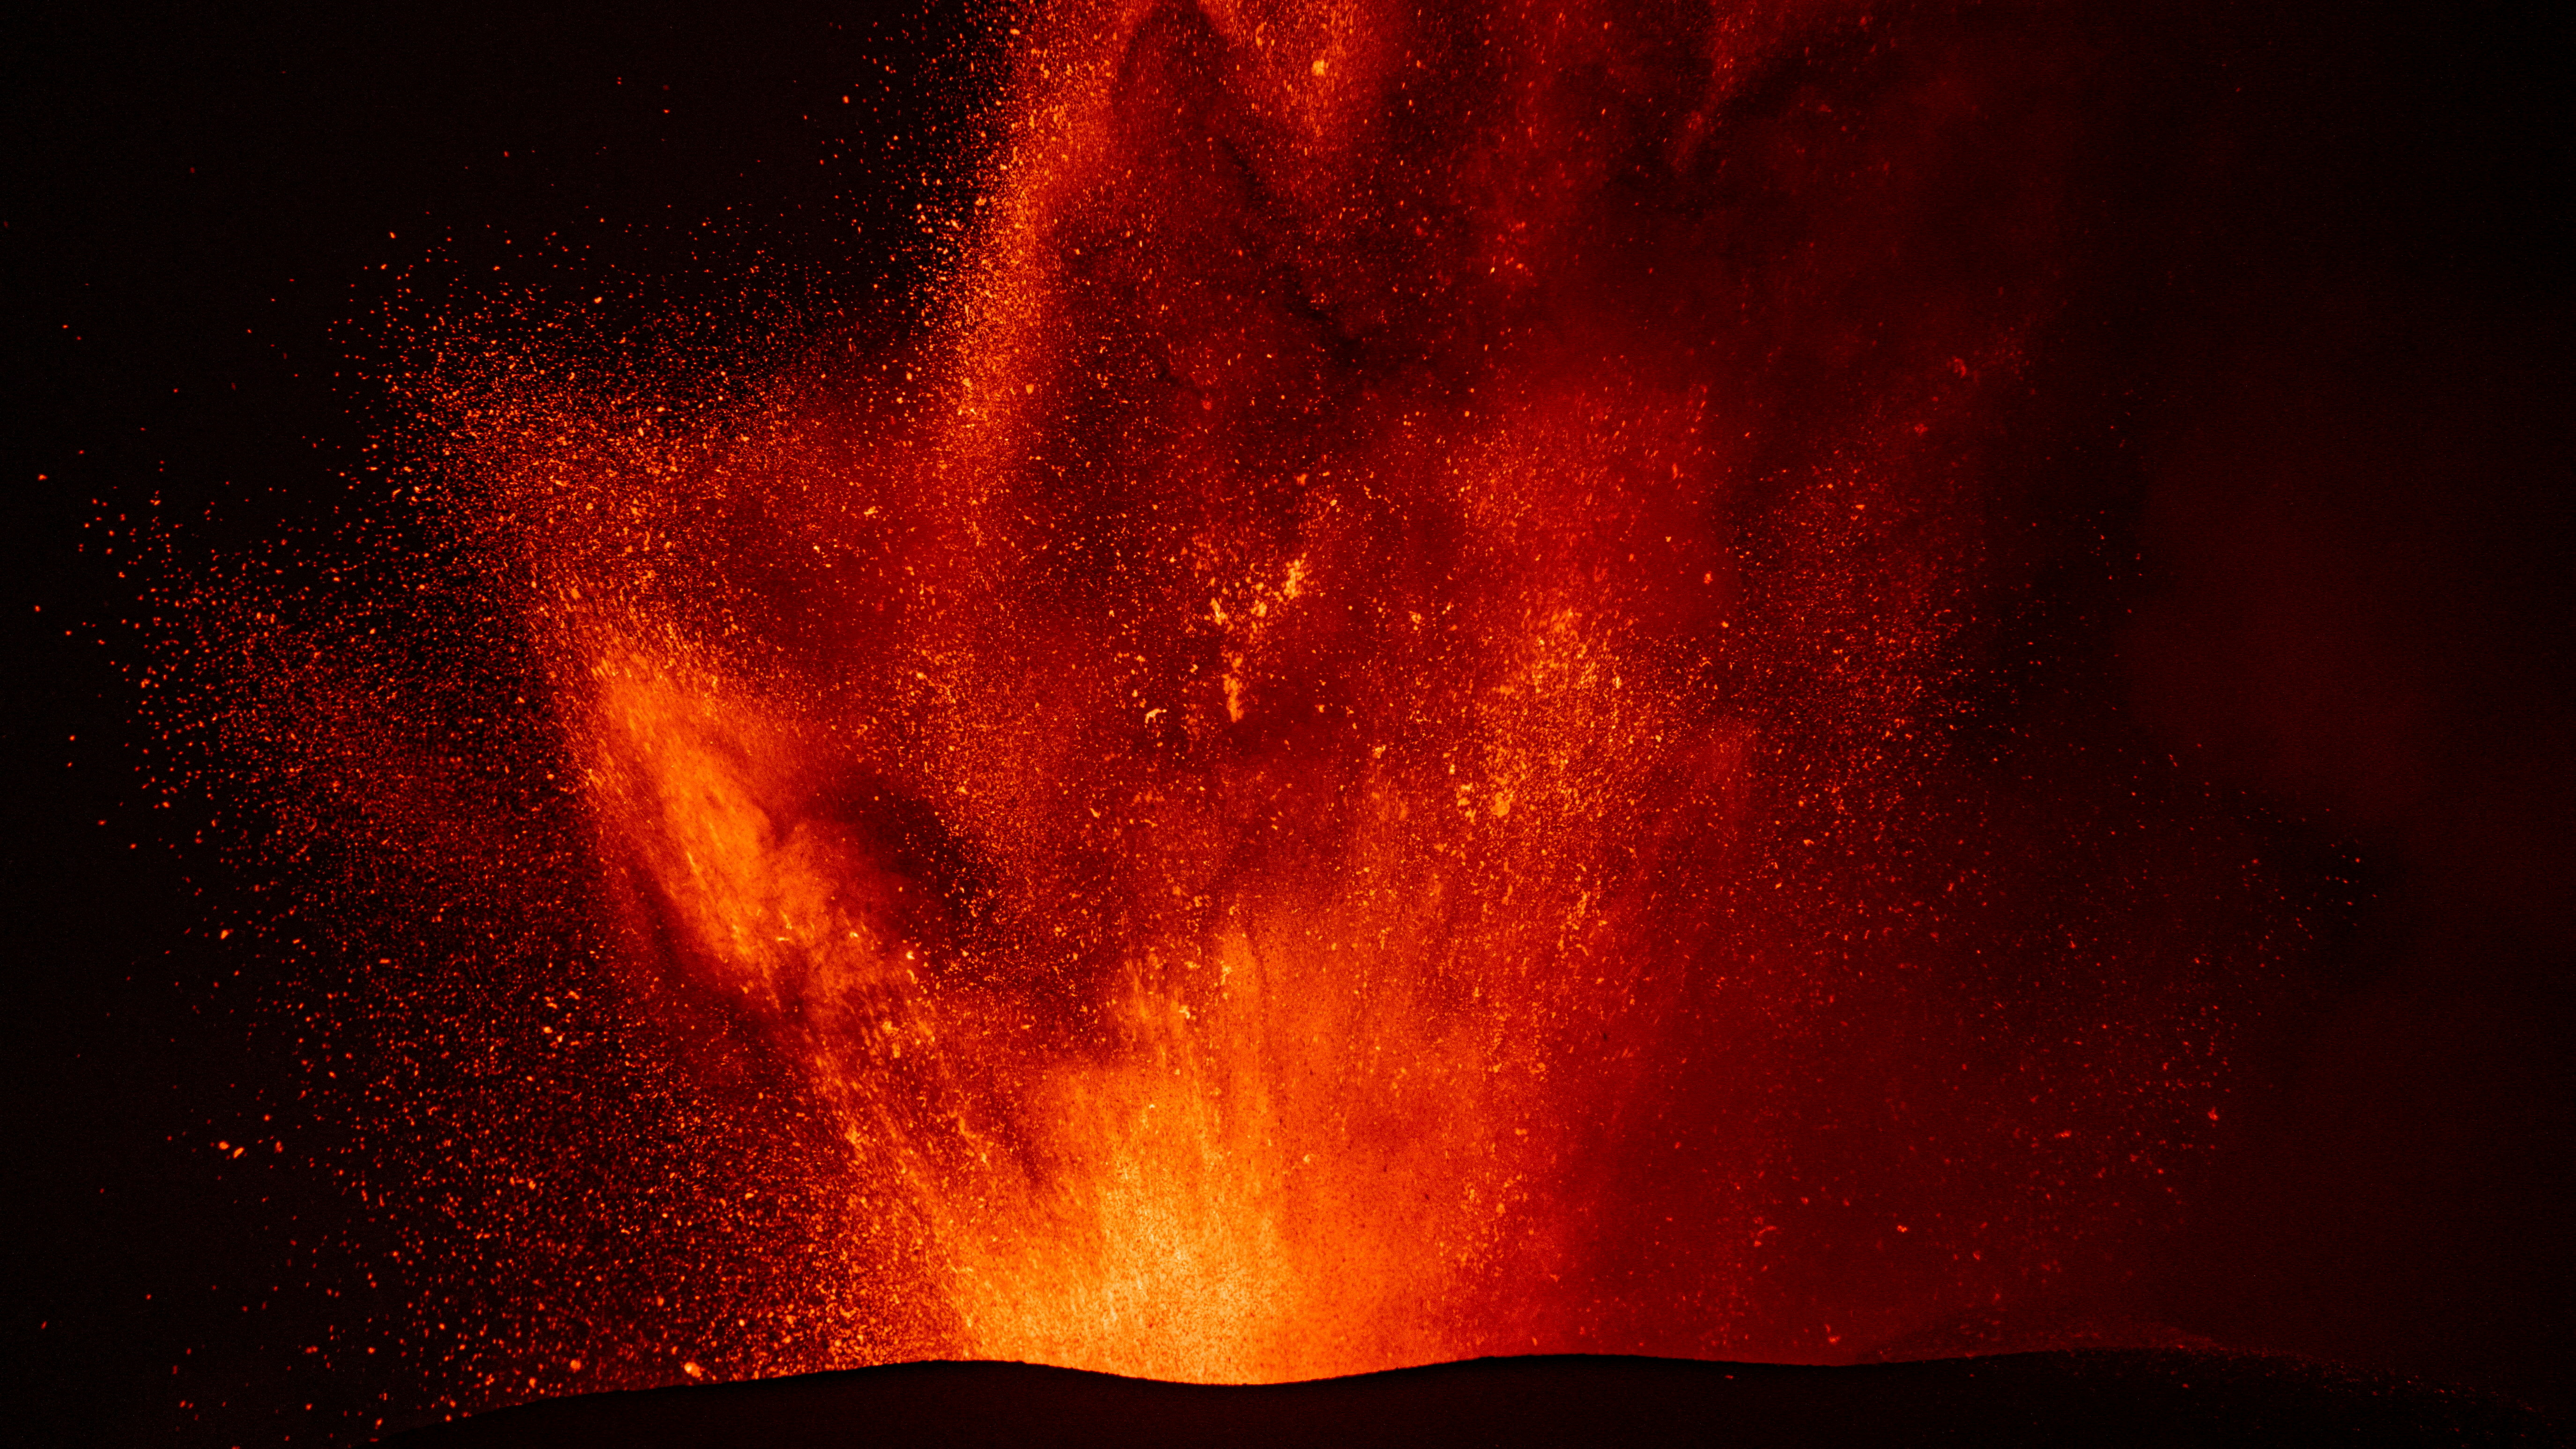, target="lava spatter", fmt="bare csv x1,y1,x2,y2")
213,0,2296,1412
